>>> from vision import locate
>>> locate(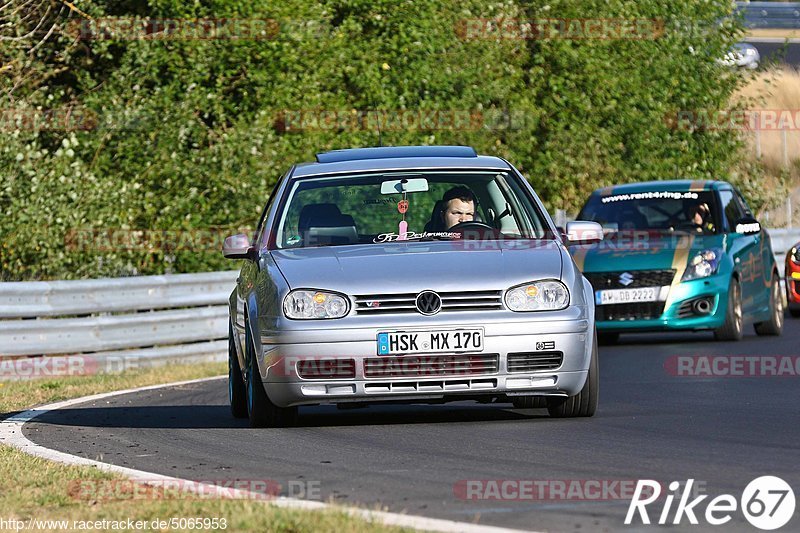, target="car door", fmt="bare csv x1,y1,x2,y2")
734,188,771,313
718,188,761,314
234,173,287,362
